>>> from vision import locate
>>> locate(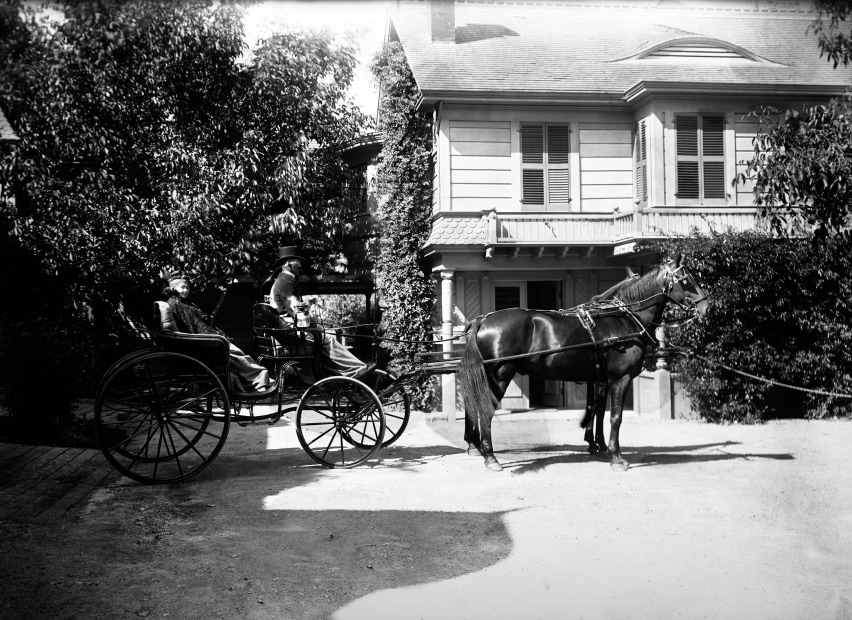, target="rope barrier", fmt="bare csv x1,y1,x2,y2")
669,348,852,400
